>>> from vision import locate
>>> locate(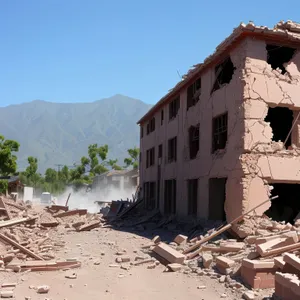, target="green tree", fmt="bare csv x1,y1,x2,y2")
0,135,20,175
24,156,38,178
22,156,42,187
60,166,69,183
45,168,58,183
0,179,8,194
124,147,140,169
107,159,123,170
